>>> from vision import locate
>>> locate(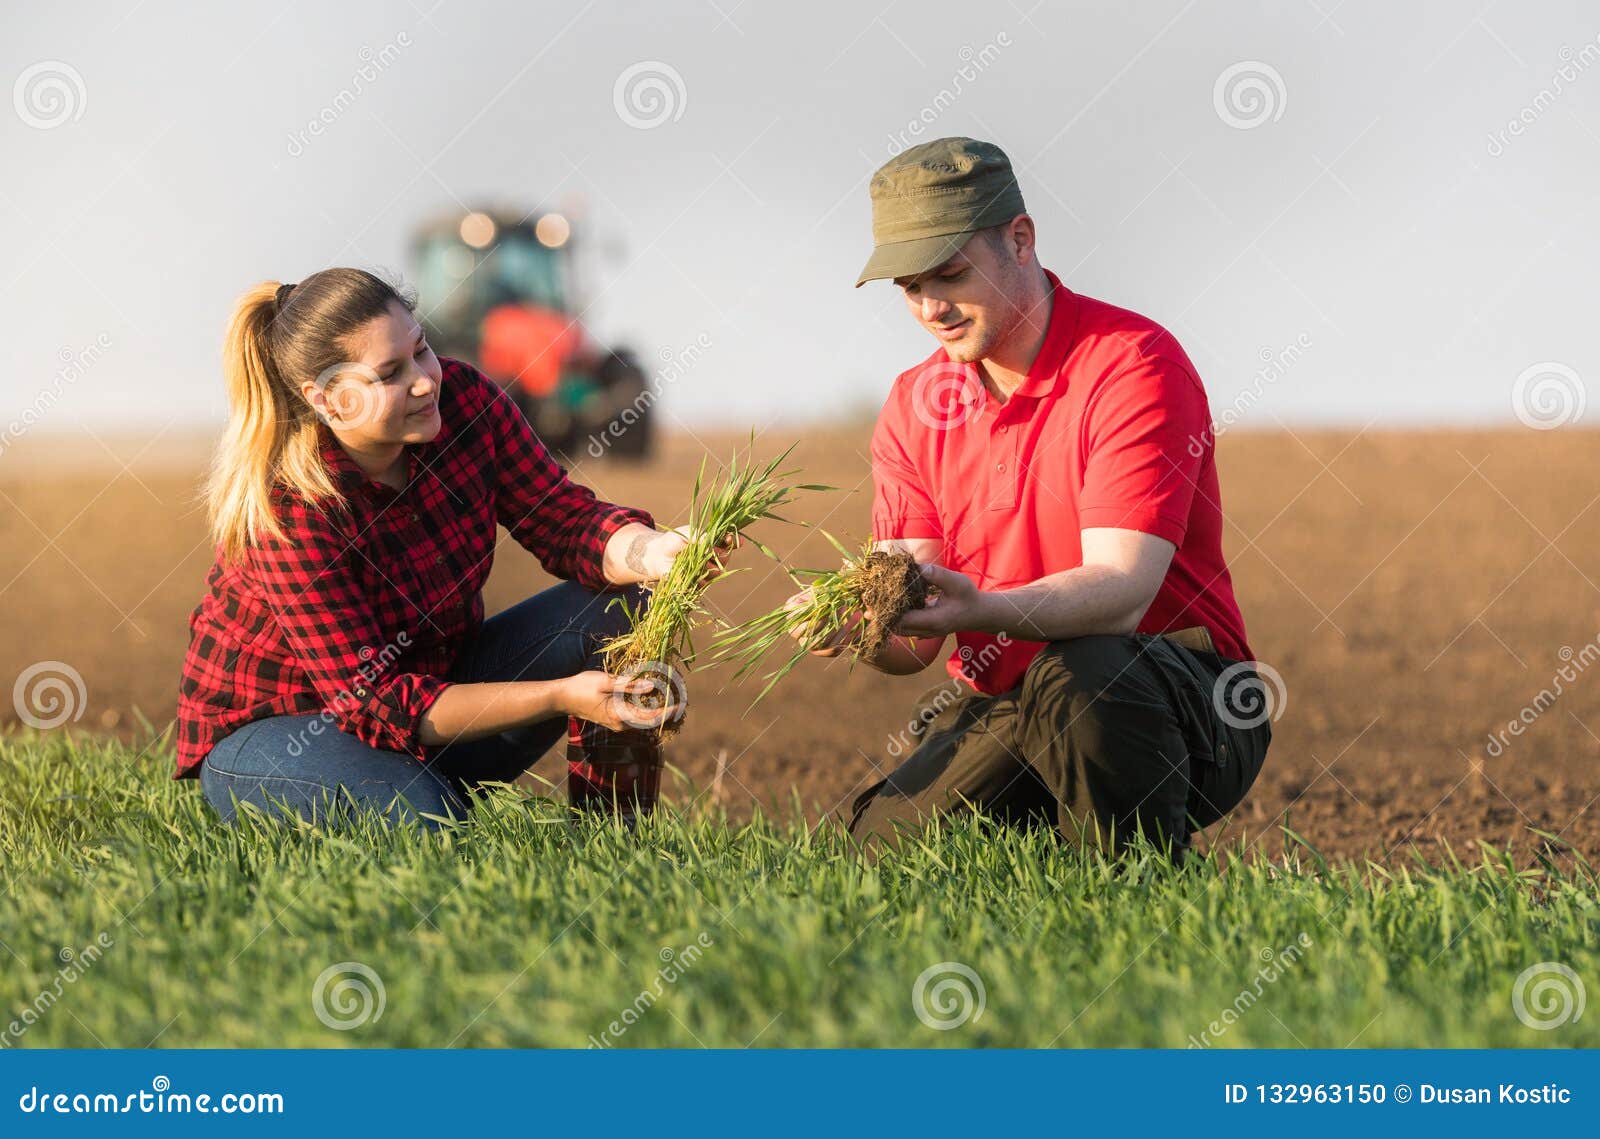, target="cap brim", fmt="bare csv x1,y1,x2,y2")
854,230,977,288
